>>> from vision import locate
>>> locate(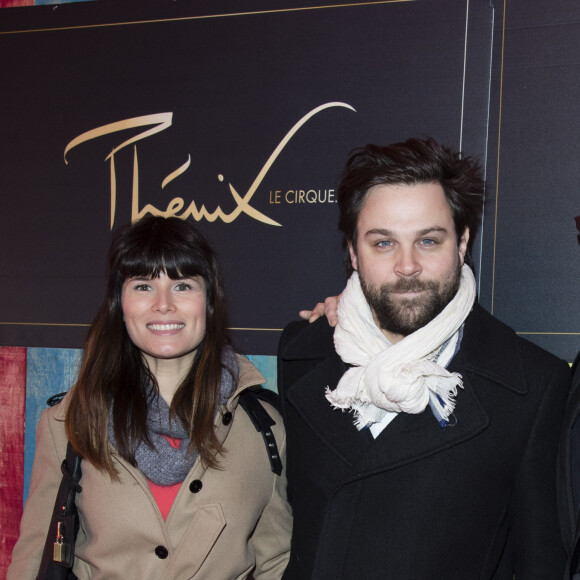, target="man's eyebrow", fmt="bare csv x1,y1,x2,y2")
417,226,449,236
364,226,449,237
364,228,395,237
